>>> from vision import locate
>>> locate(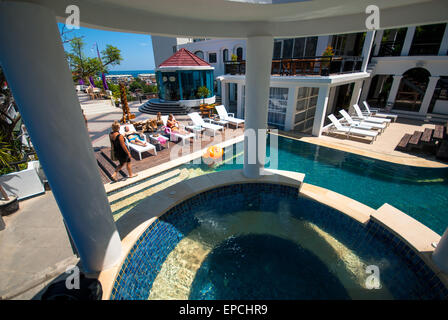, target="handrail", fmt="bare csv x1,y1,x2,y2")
5,151,37,171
